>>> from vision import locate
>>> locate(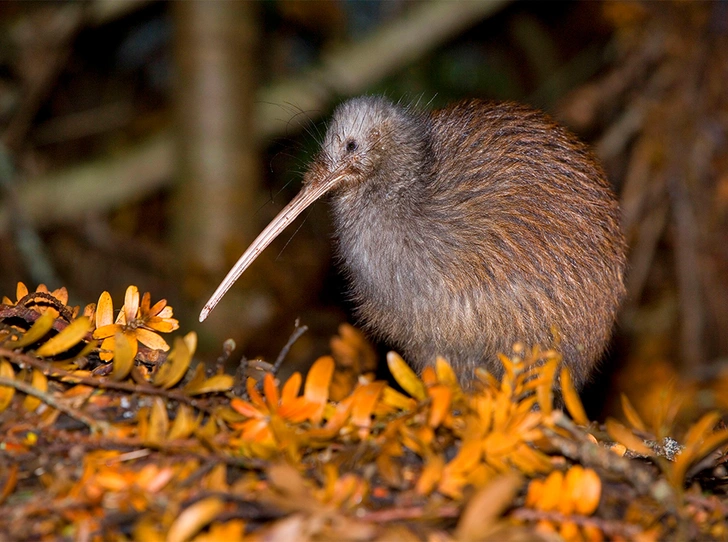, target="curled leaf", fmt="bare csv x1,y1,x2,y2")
0,360,15,412
455,473,522,541
185,374,234,396
605,418,652,456
560,367,589,426
168,404,198,440
166,497,225,542
144,397,169,446
95,291,114,328
35,317,91,357
574,468,602,515
435,356,459,388
427,384,452,428
22,369,47,413
304,356,334,424
11,311,56,348
387,351,426,400
621,393,647,432
154,334,193,389
110,332,136,381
